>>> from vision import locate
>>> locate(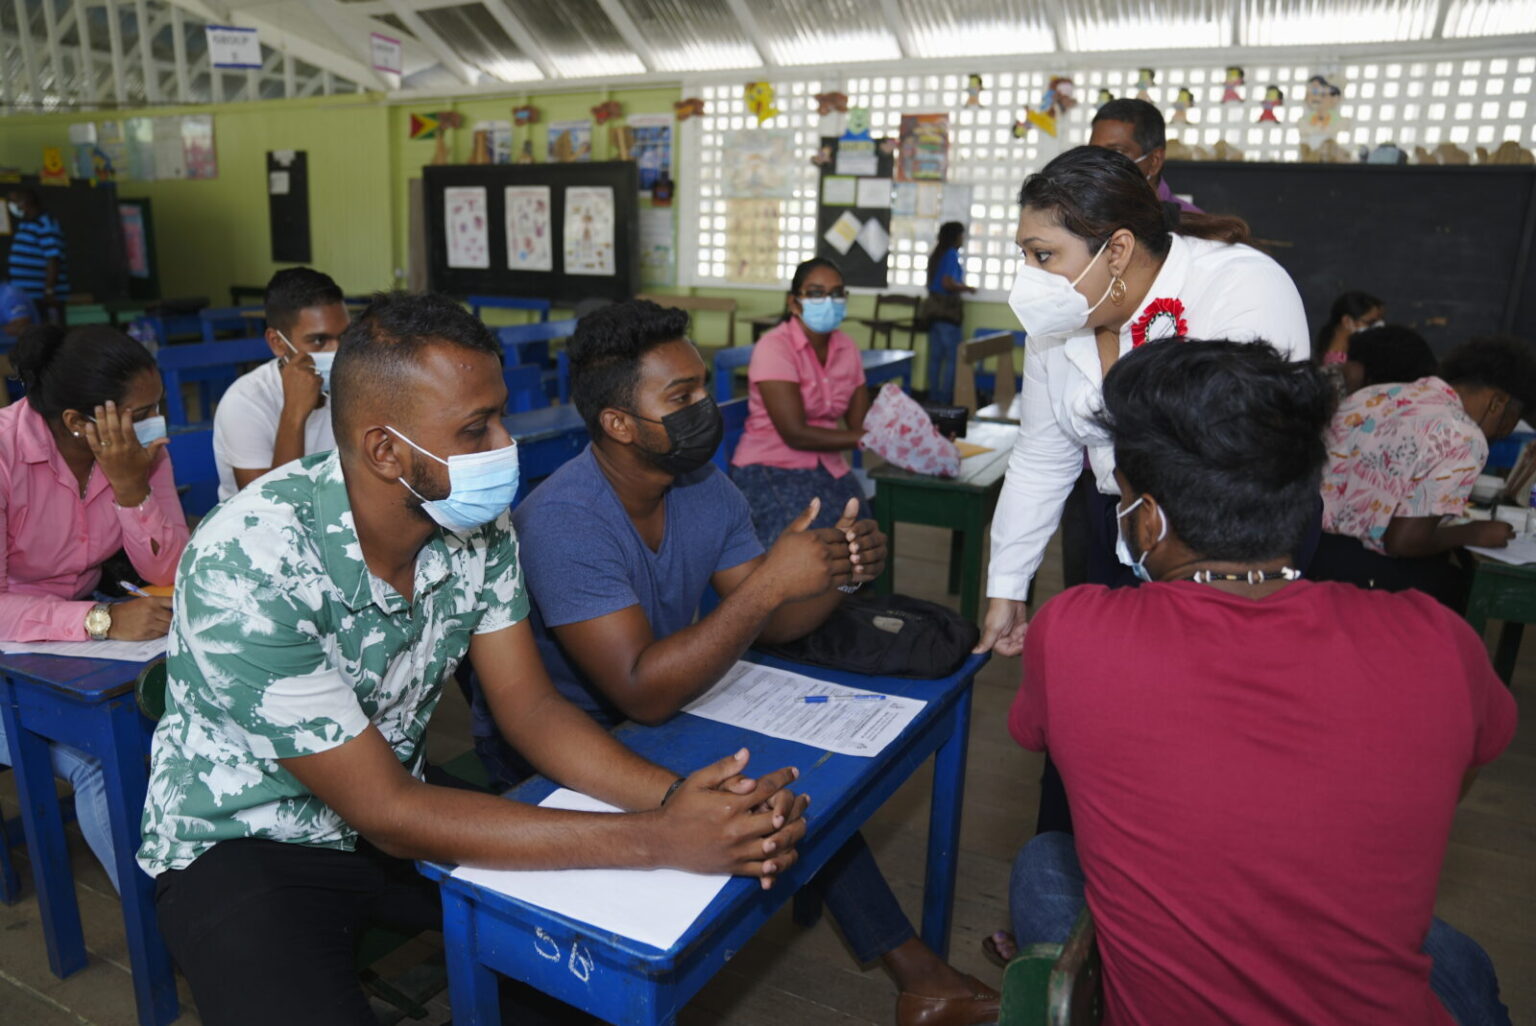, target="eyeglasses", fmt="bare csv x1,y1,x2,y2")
797,288,848,300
